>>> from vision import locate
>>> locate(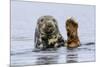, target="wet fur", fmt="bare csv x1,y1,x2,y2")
35,16,64,50
65,18,80,48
